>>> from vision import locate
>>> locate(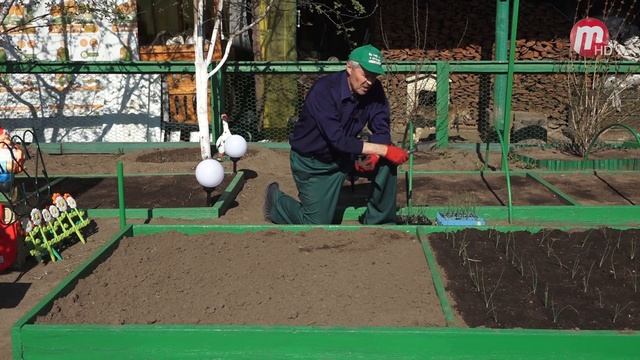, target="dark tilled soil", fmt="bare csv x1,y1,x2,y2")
36,228,445,327
431,228,640,329
15,176,232,208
